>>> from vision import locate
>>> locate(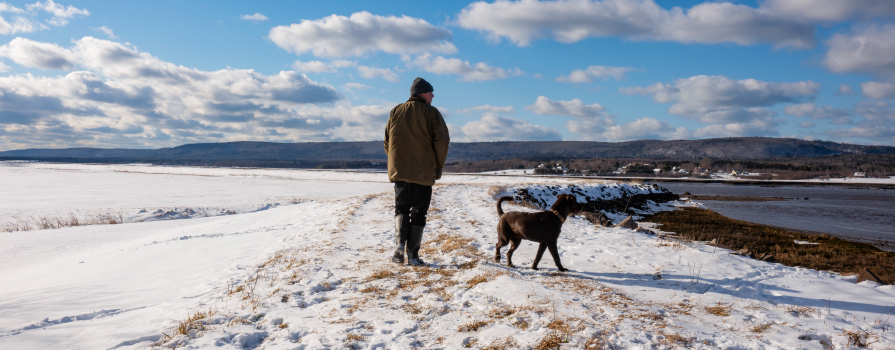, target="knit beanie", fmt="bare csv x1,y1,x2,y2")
410,77,434,95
